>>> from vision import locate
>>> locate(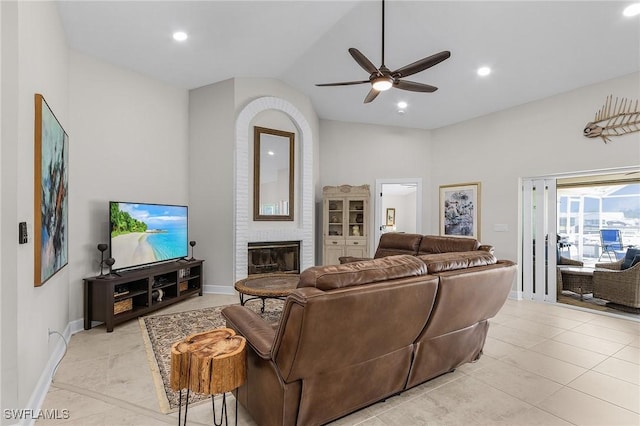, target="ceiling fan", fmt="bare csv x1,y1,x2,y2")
316,0,451,104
